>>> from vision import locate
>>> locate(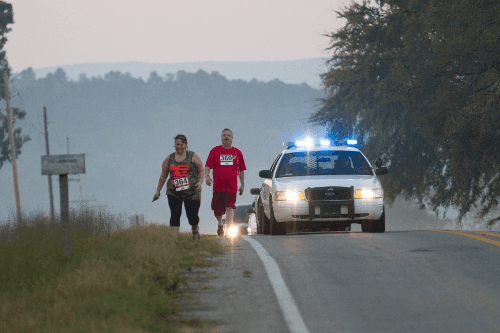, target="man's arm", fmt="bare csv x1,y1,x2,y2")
193,153,204,191
205,166,213,186
237,150,246,195
238,170,244,195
